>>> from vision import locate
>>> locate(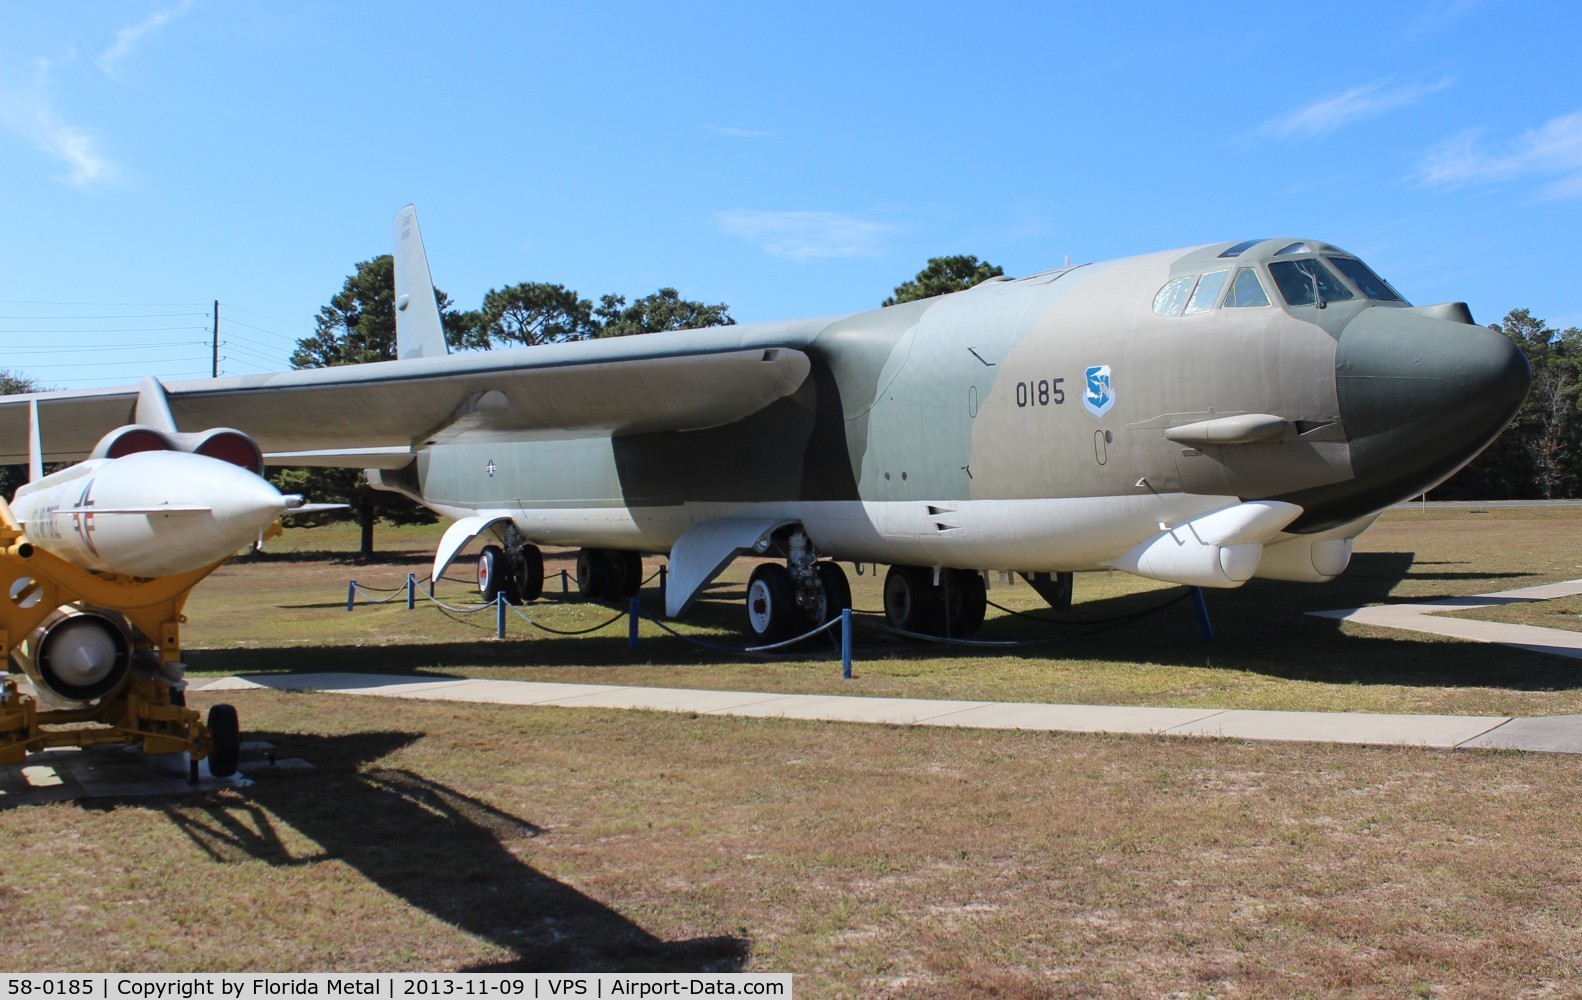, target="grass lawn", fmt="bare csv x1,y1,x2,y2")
183,505,1582,718
5,505,1582,993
